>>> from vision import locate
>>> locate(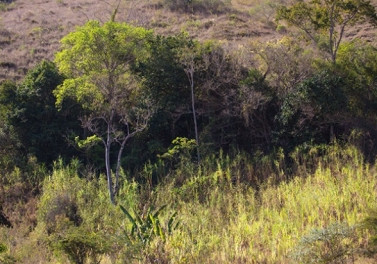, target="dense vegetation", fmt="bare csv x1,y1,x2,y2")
1,0,377,263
